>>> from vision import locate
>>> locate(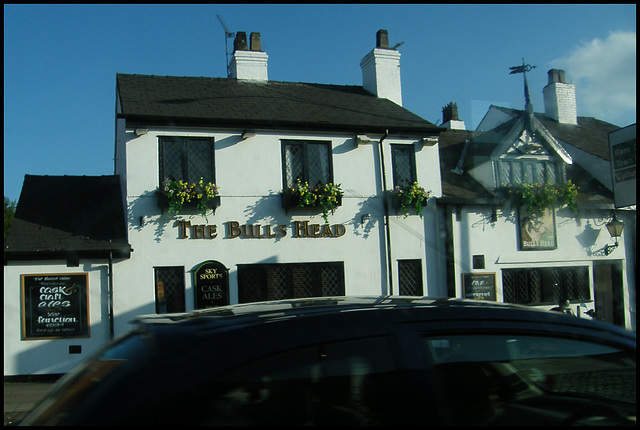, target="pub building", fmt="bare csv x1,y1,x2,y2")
4,30,635,377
